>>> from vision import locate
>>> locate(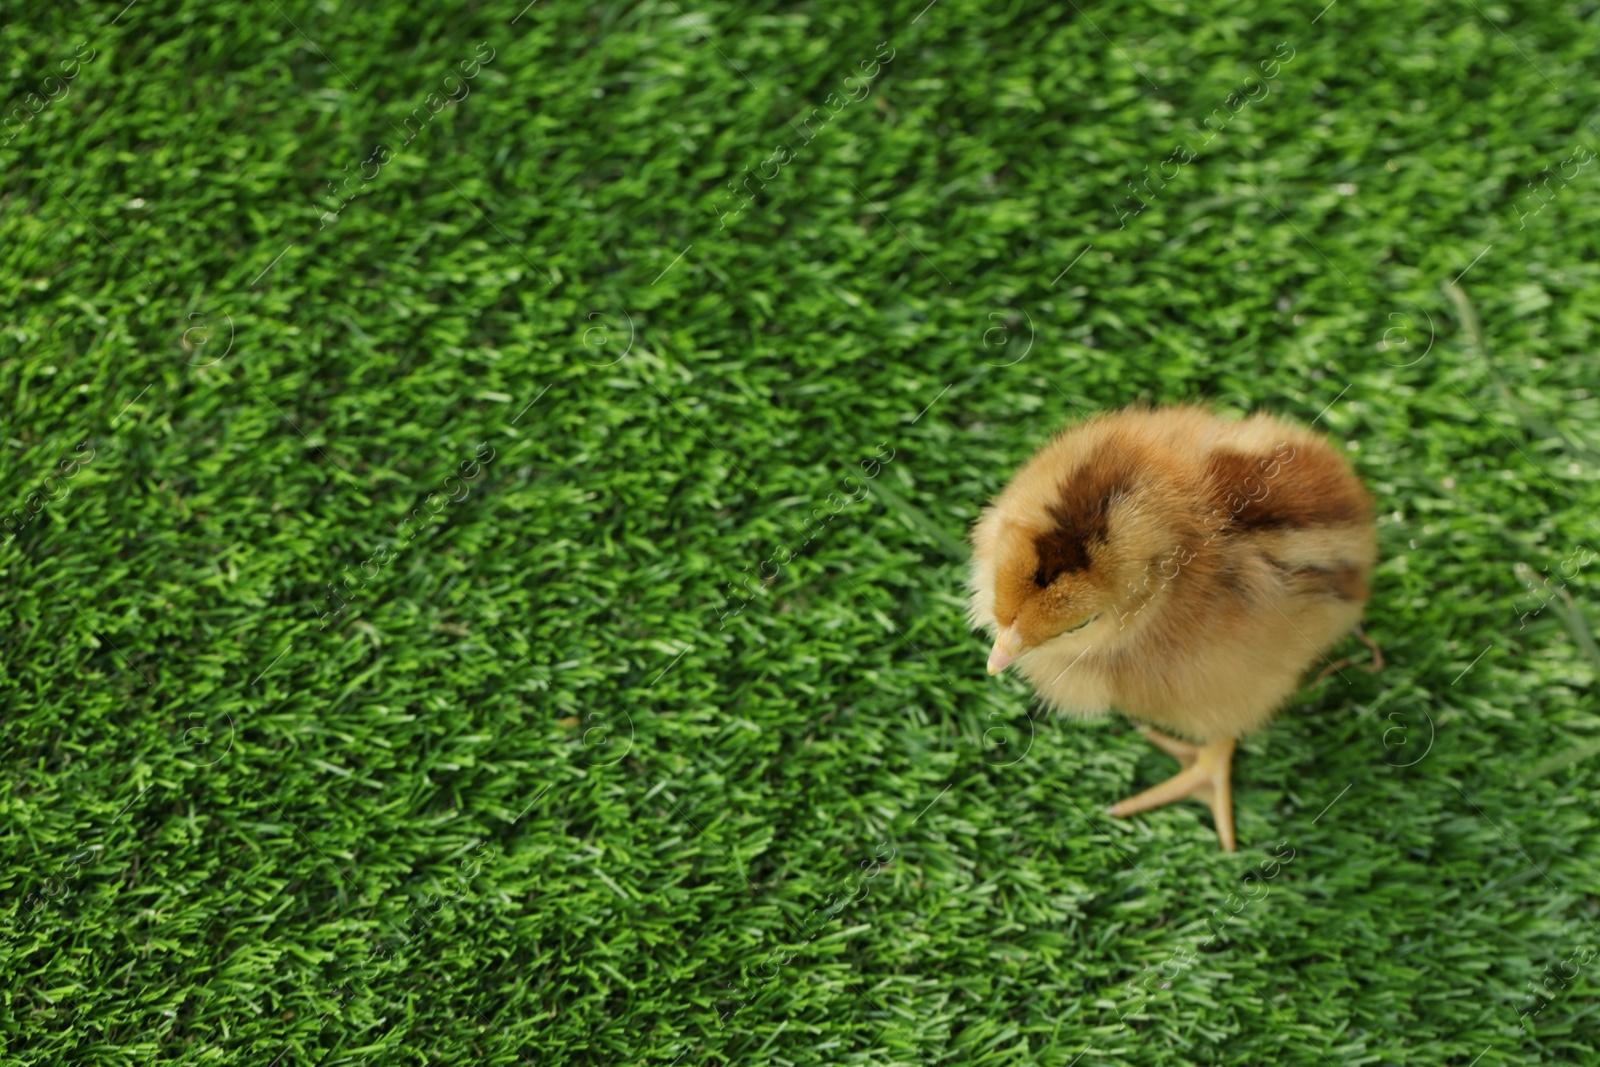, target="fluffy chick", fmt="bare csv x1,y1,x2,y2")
967,404,1377,851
